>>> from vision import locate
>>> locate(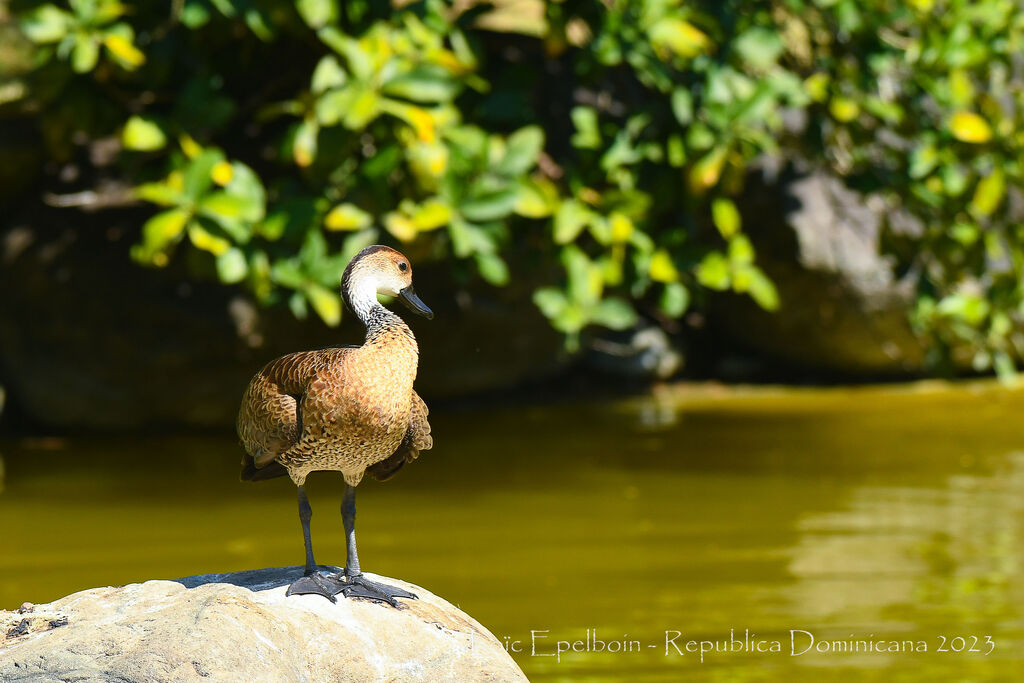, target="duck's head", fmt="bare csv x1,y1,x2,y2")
341,245,434,320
